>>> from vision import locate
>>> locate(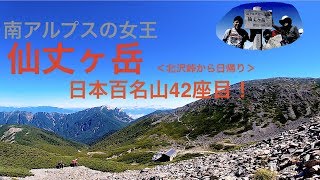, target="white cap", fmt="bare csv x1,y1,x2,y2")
281,15,290,20
279,15,292,25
